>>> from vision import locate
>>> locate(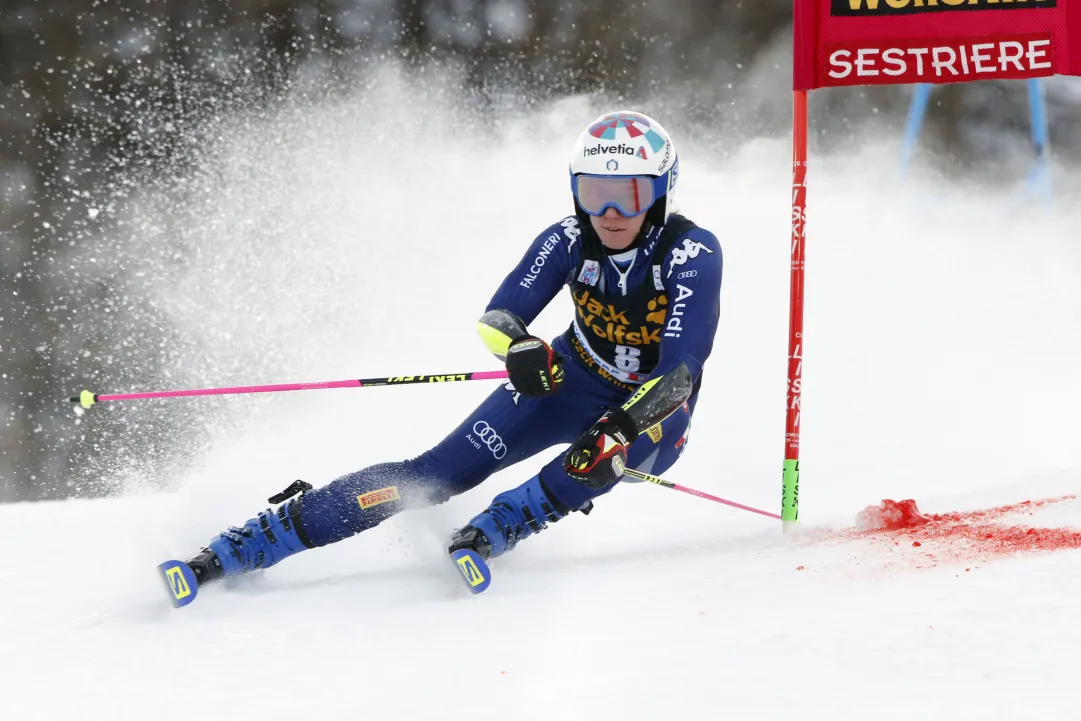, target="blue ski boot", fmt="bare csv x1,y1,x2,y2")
186,481,314,587
448,474,588,560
